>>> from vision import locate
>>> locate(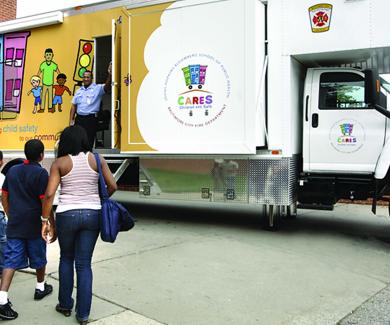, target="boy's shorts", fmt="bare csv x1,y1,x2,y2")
34,96,41,105
4,238,47,270
53,95,62,105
